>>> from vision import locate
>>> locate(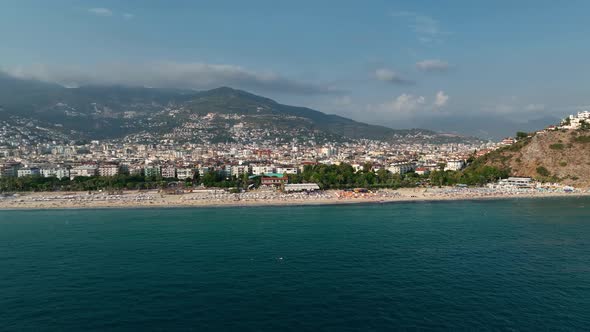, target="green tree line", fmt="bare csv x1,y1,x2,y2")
0,162,510,192
0,174,197,192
